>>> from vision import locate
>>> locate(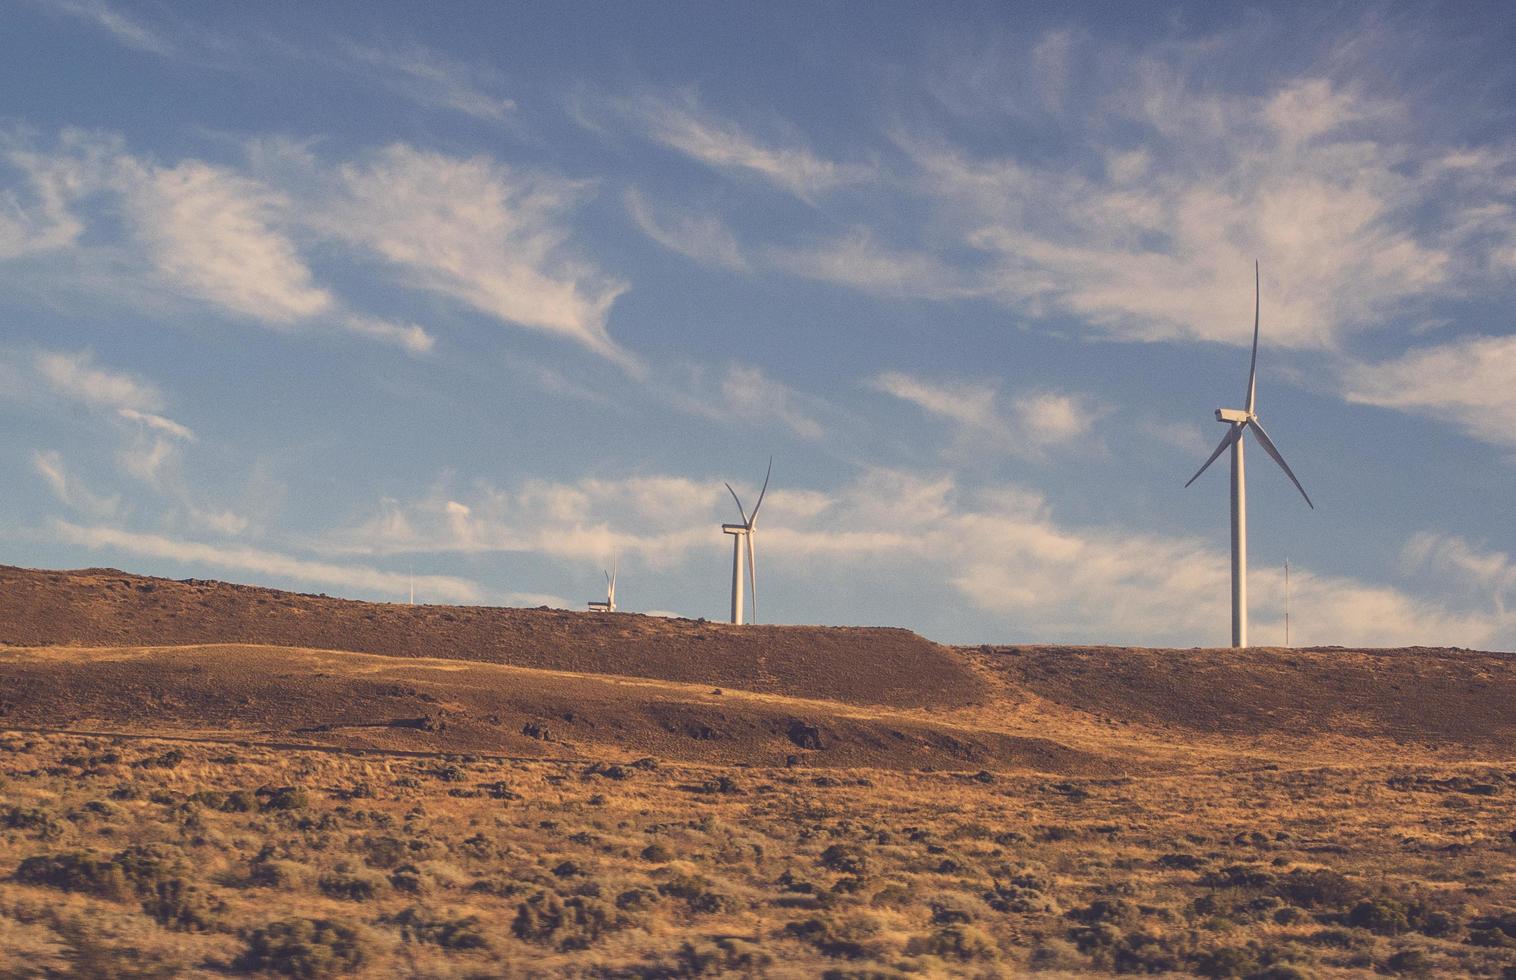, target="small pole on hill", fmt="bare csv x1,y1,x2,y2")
409,567,415,606
1284,558,1290,648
